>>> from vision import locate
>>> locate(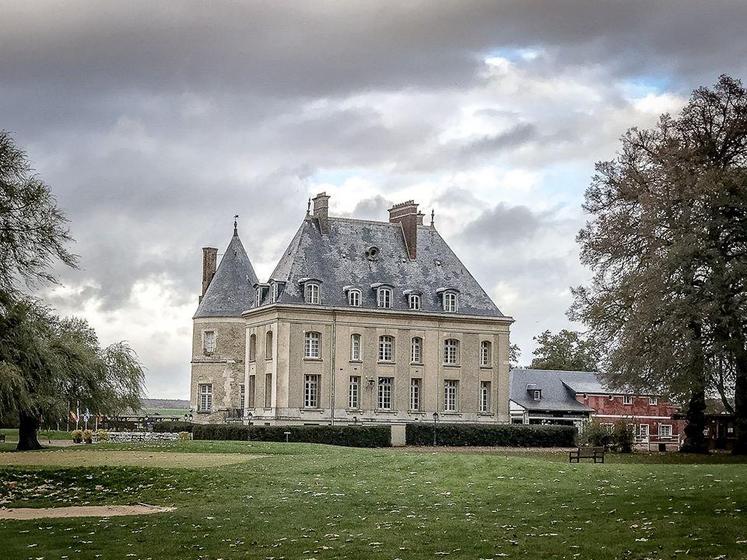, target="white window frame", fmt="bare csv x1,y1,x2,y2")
444,380,458,412
623,395,633,405
203,330,216,354
532,390,541,401
239,383,245,411
480,381,491,413
408,293,421,310
271,282,279,303
659,424,672,439
378,377,393,410
255,289,263,307
305,282,320,304
348,376,360,409
410,337,422,364
649,396,658,405
304,331,321,359
443,291,458,312
304,374,320,409
348,289,361,307
480,340,491,367
377,287,392,308
410,378,421,411
443,338,460,365
637,423,650,440
198,383,213,412
350,333,362,361
378,335,394,362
